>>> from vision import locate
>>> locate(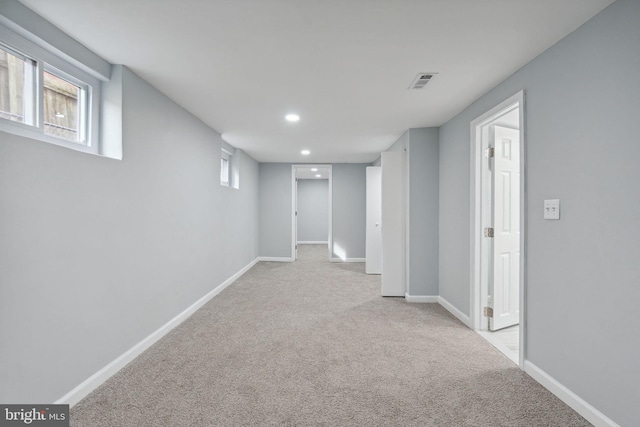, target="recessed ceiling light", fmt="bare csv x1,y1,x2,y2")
285,114,300,122
315,174,321,178
301,150,310,155
311,168,318,172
